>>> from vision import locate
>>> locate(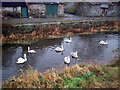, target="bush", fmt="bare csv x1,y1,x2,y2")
2,10,20,18
2,23,13,36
